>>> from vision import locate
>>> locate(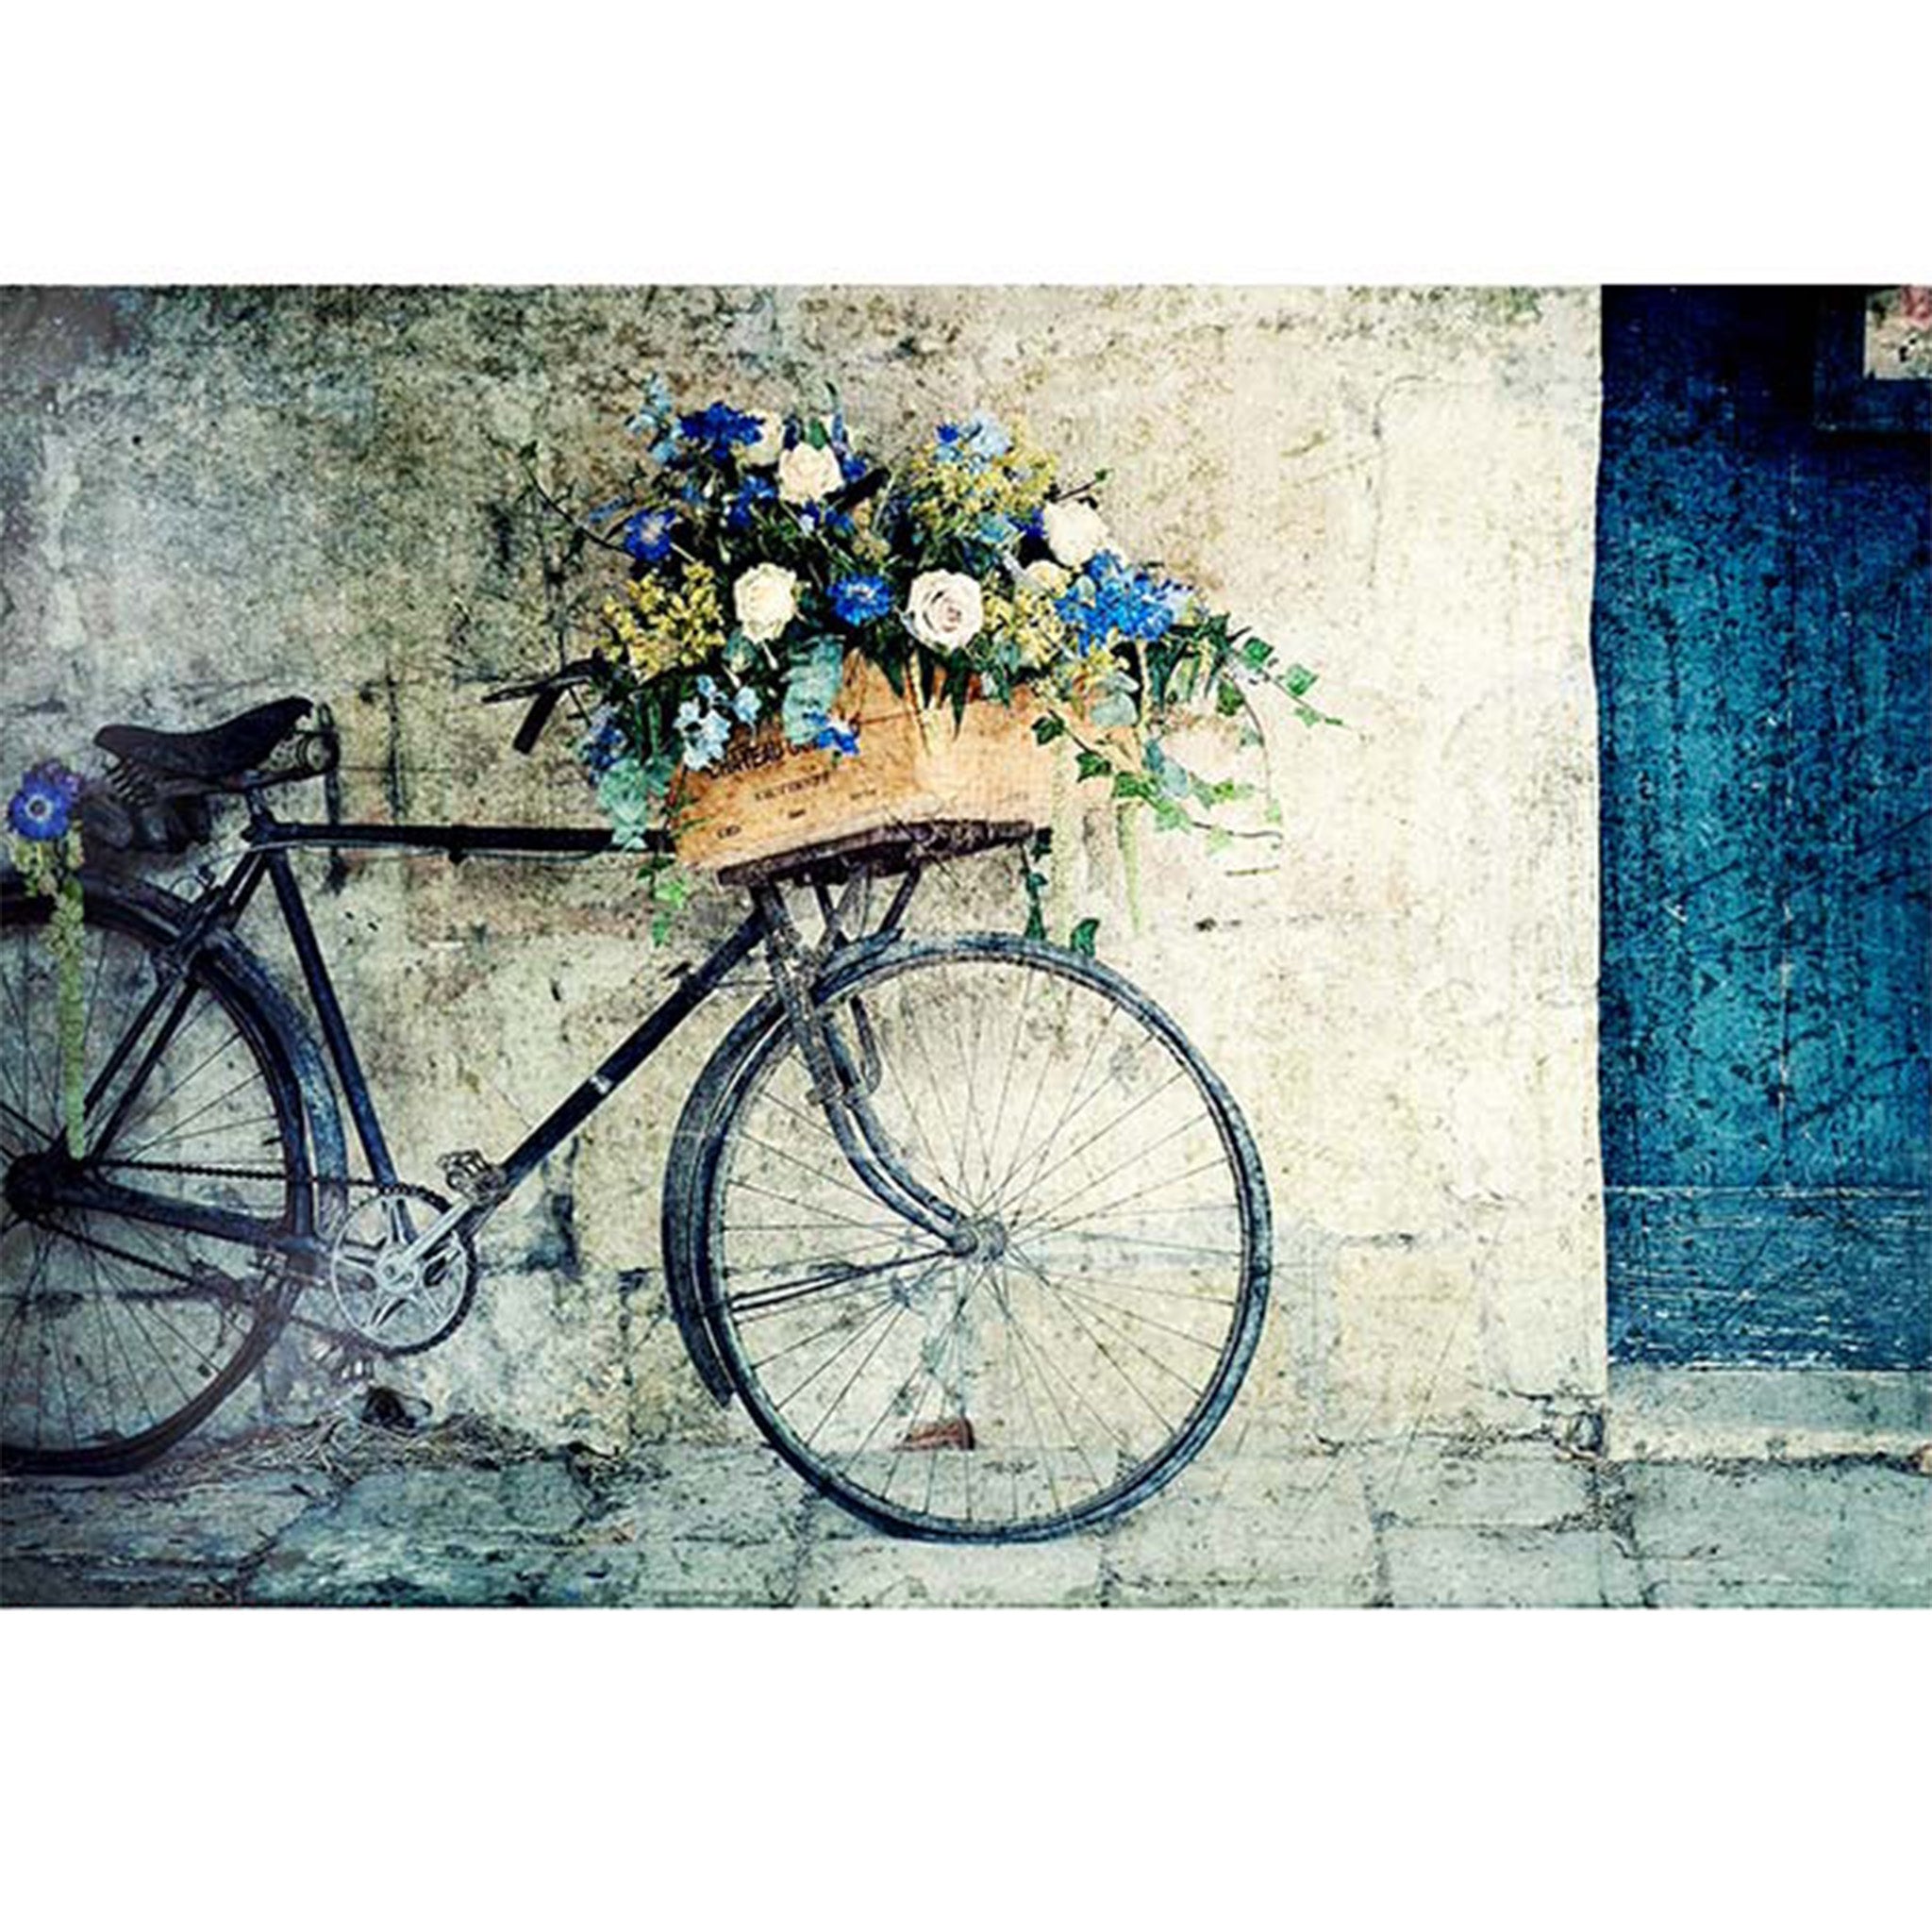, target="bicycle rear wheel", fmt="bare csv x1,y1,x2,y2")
681,935,1271,1541
1,876,308,1474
